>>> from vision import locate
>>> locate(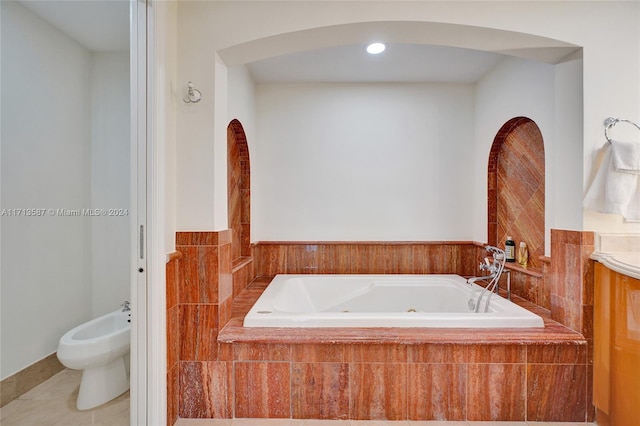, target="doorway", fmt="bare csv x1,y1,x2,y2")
1,0,150,423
